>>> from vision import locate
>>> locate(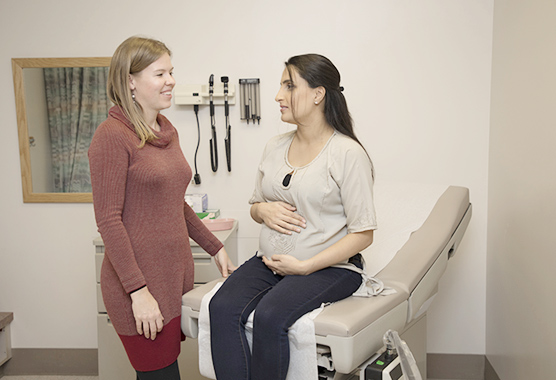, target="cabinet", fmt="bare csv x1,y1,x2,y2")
0,312,13,367
93,221,238,379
